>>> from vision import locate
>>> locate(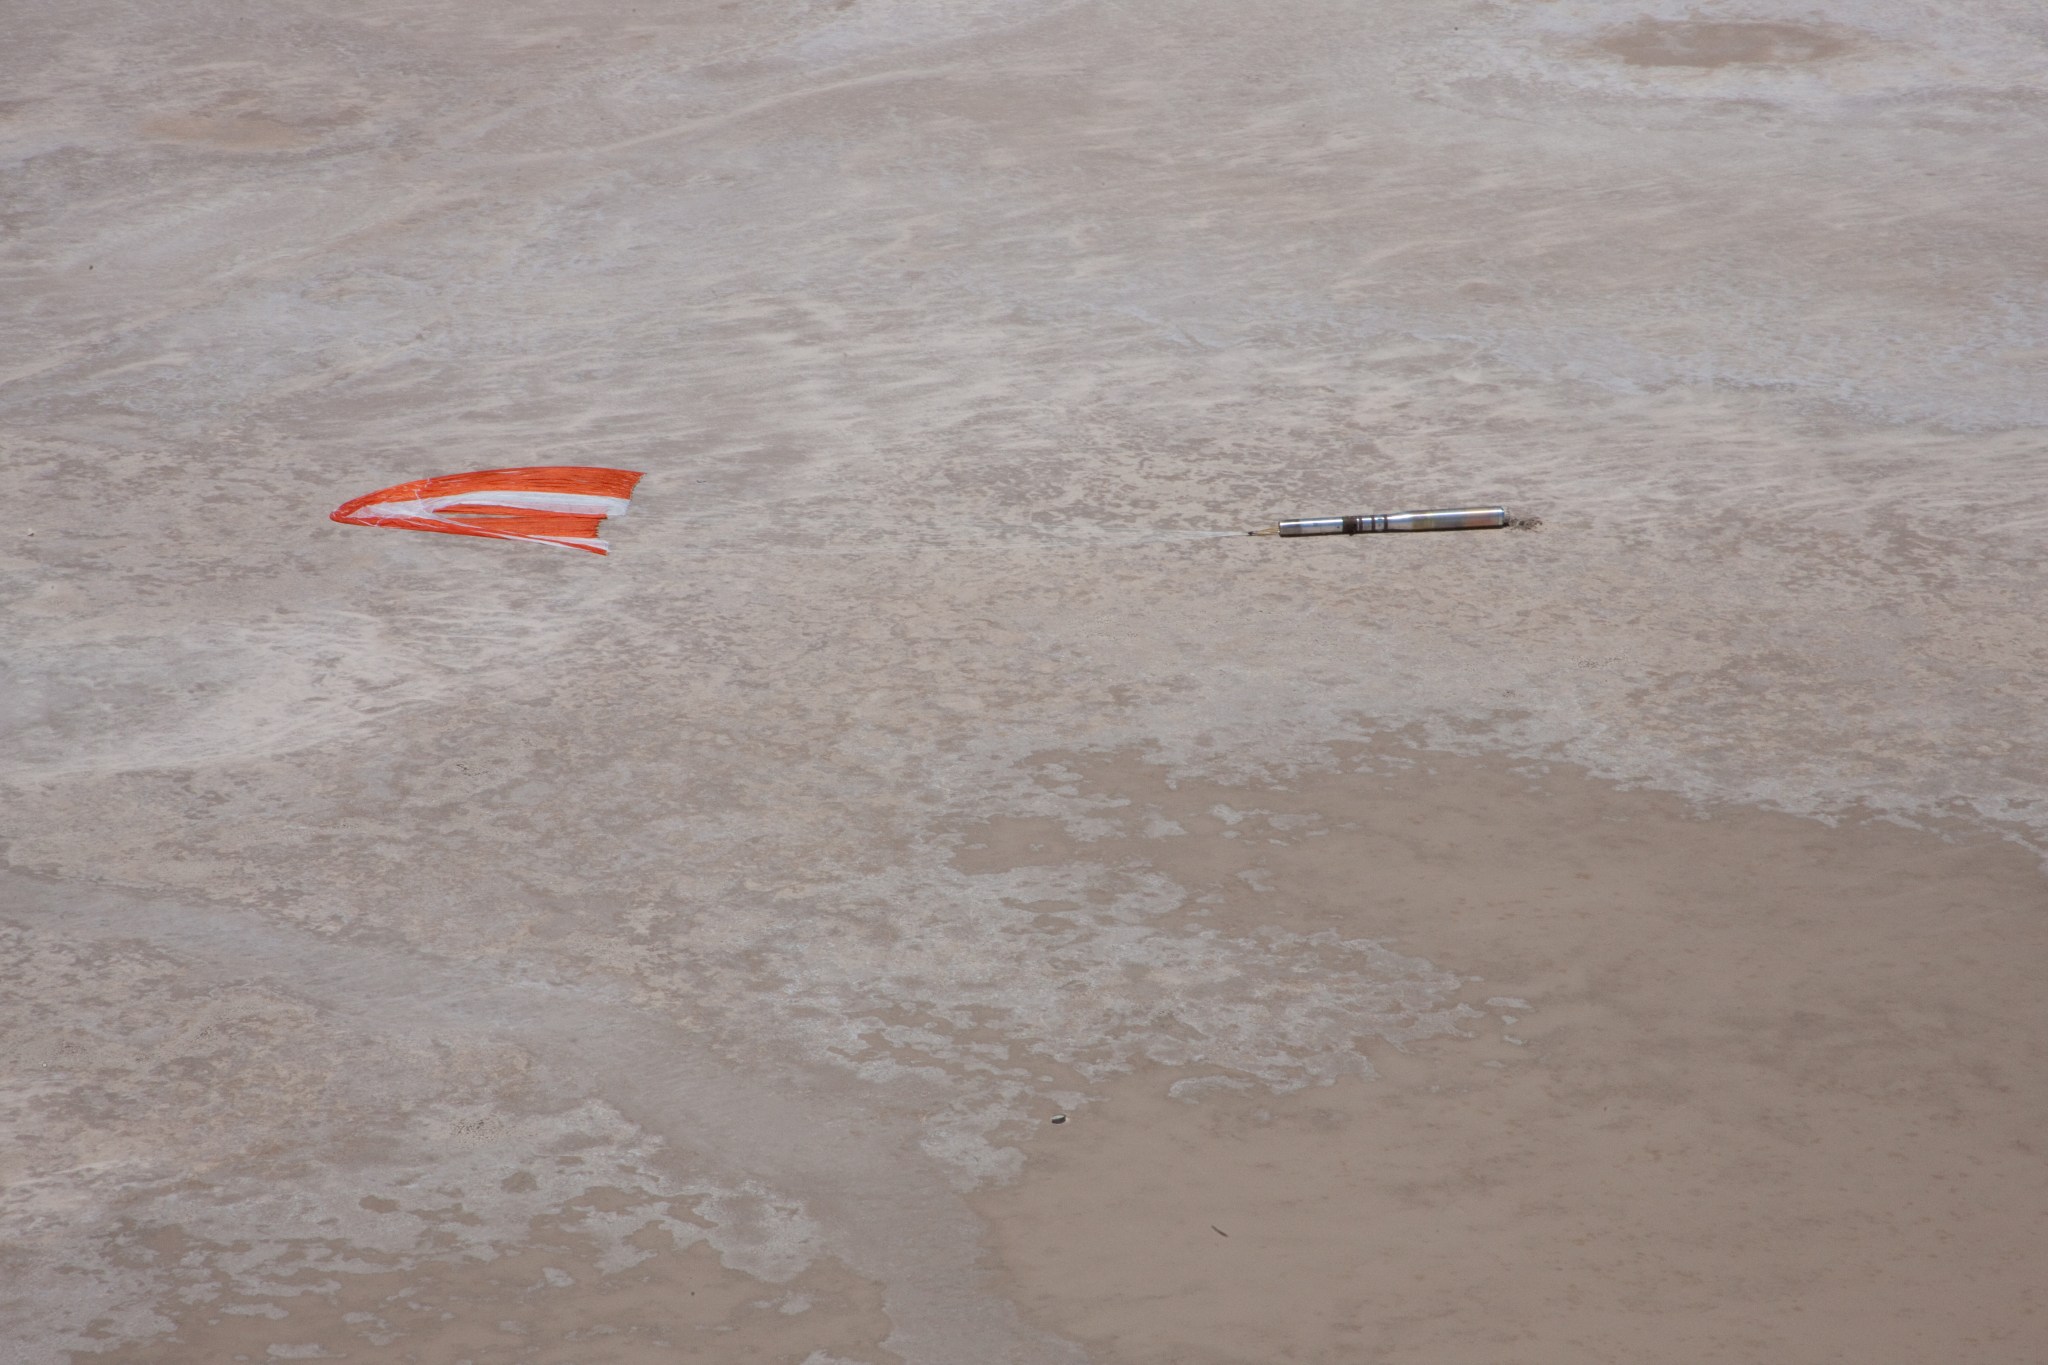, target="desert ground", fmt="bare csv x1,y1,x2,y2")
5,1,2047,1361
